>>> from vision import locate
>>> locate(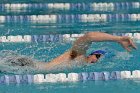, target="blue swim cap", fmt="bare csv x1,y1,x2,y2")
89,50,106,56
